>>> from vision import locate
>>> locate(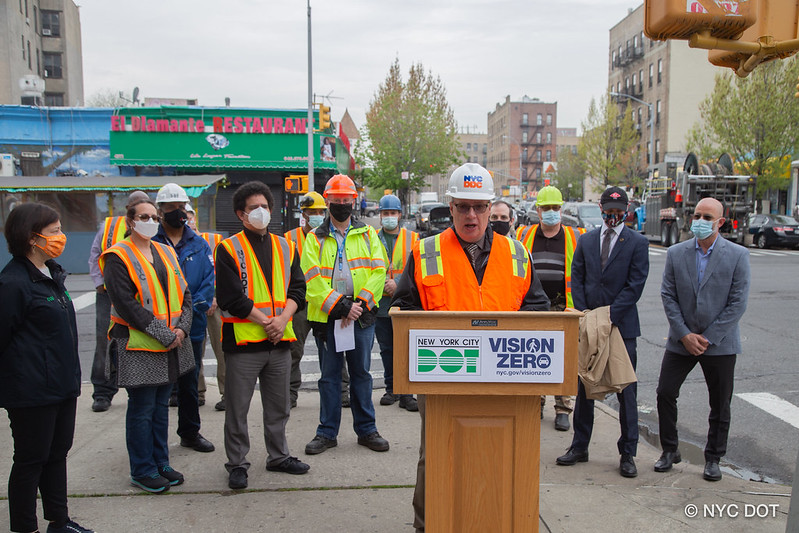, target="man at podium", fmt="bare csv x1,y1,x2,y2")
392,163,550,533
